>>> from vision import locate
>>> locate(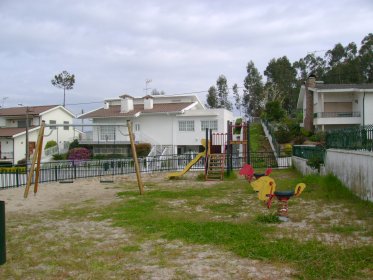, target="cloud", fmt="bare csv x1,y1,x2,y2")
0,0,372,114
